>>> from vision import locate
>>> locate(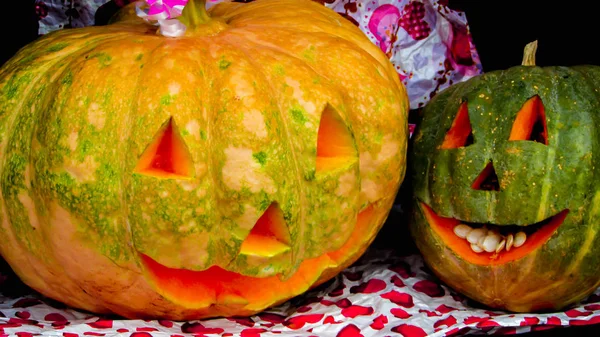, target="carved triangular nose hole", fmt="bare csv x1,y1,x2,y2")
134,117,194,179
239,203,291,258
472,161,500,191
441,101,474,149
